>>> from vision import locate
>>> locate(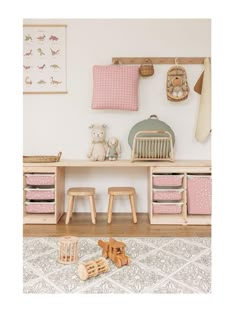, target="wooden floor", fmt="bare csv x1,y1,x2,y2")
23,213,211,237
